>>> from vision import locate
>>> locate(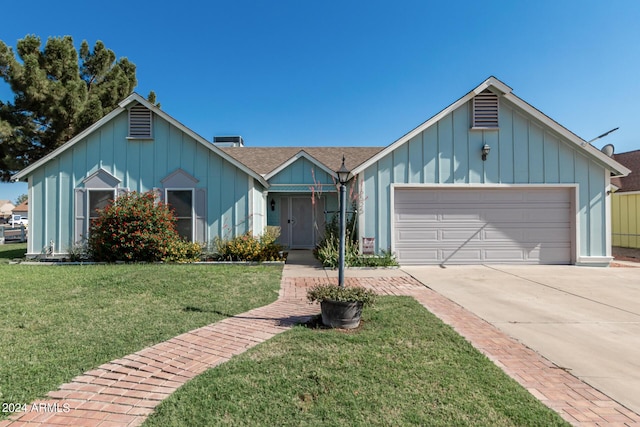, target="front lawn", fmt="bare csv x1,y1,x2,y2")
0,243,282,414
144,297,568,427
